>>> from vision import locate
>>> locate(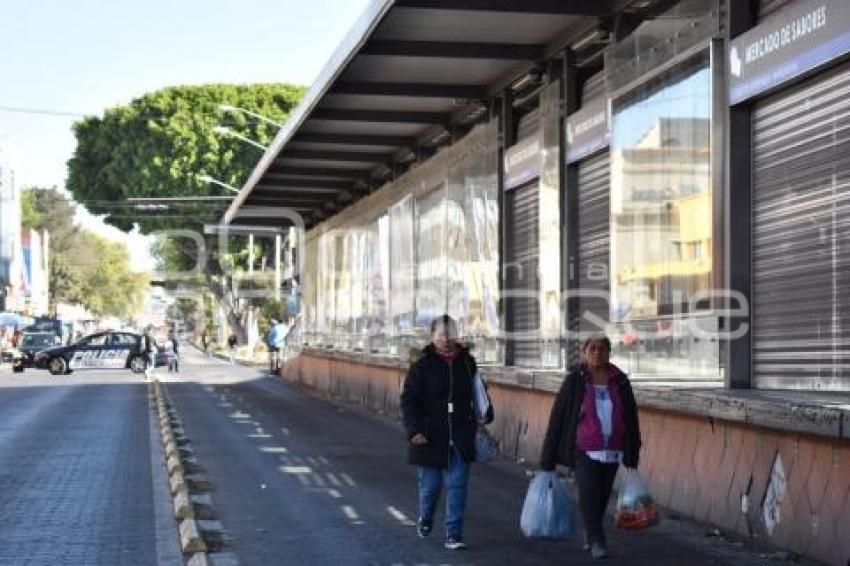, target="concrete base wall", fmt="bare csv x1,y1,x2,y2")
281,352,850,565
